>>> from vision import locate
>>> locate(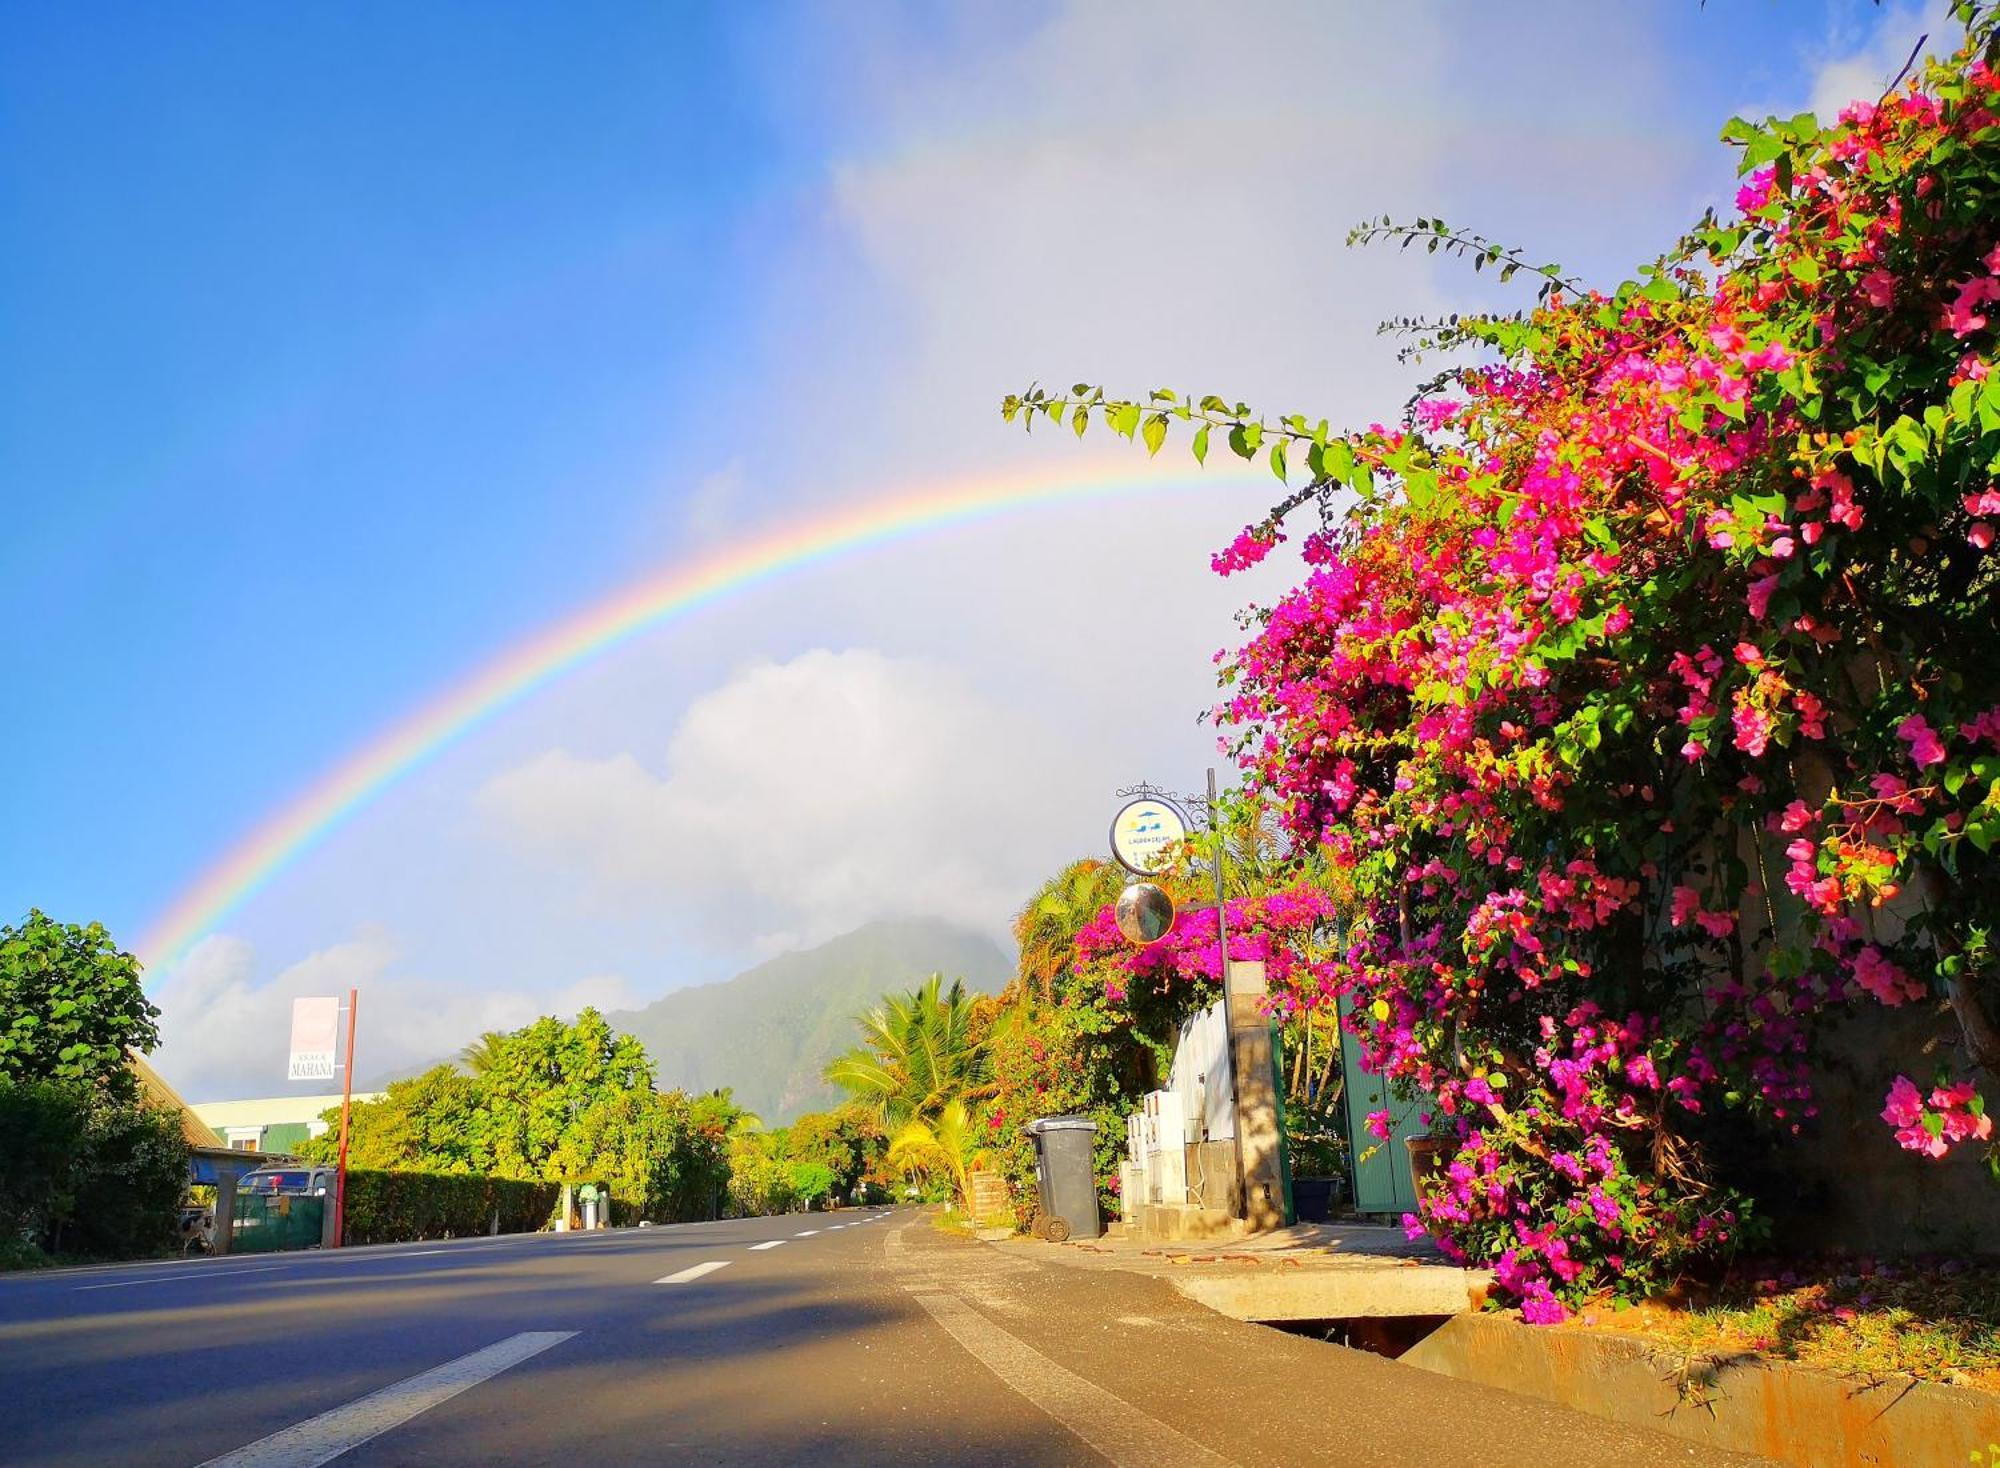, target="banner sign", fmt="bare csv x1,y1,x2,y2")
288,996,340,1081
